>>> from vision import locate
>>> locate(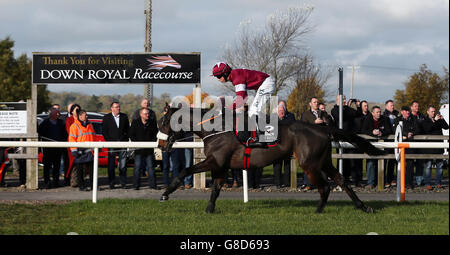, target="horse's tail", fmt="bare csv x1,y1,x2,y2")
328,127,386,156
